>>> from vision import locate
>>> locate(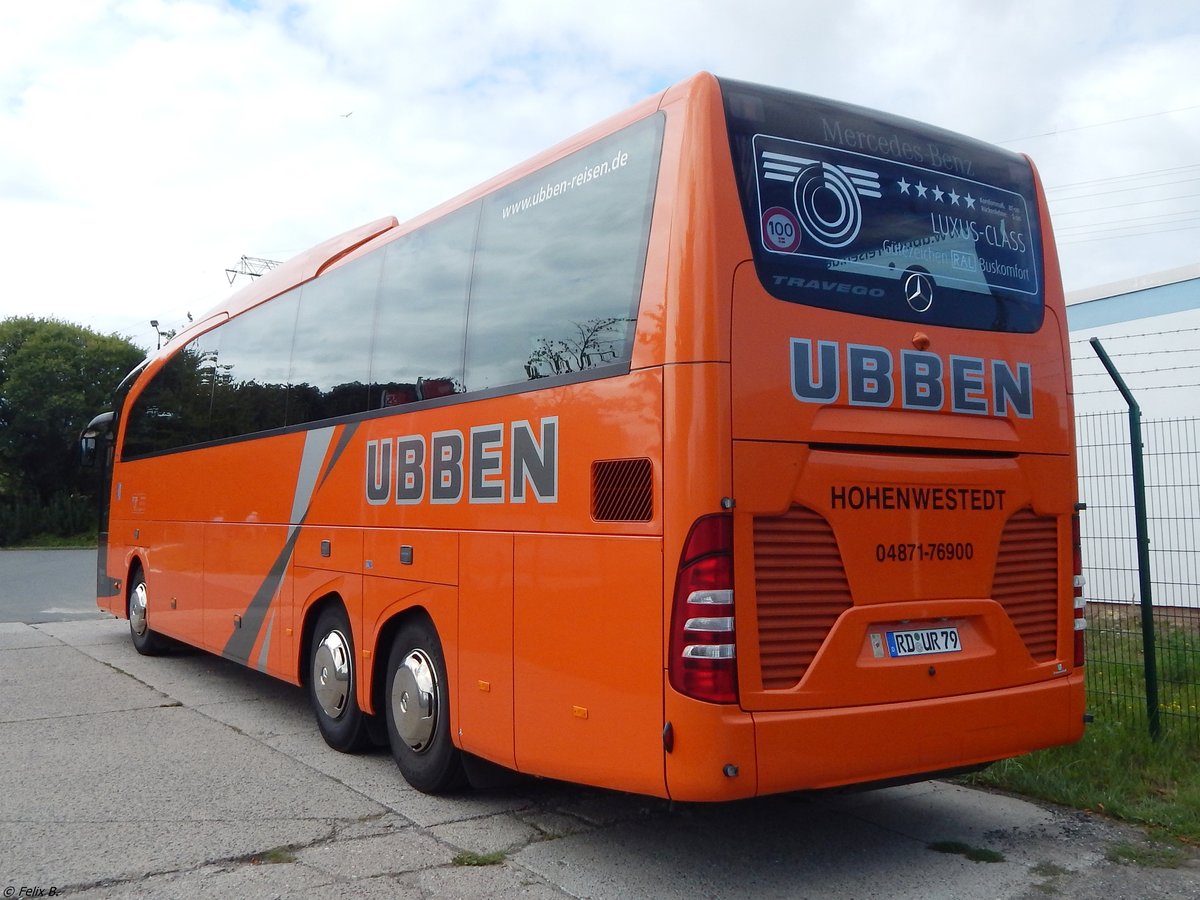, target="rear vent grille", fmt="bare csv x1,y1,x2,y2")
992,508,1059,662
753,506,853,689
591,458,653,522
